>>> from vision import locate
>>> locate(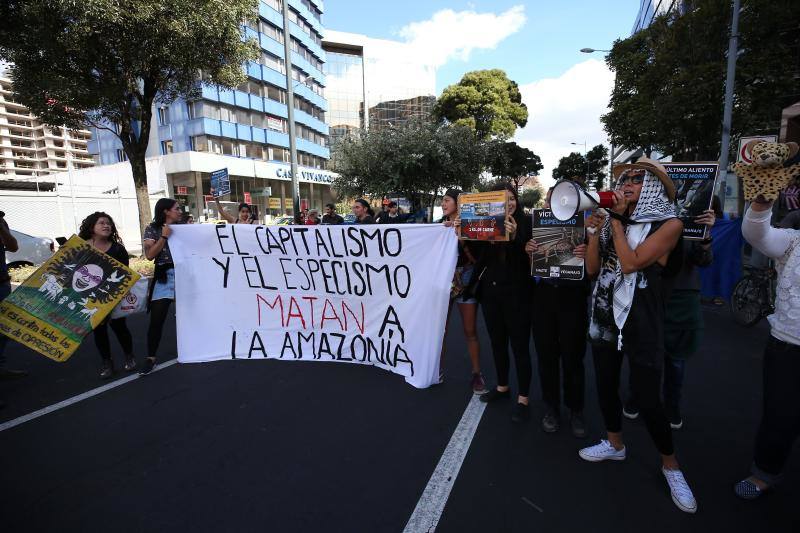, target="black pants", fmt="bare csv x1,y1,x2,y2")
480,282,532,397
147,299,173,360
752,336,800,483
593,344,674,455
532,282,587,412
93,318,133,361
